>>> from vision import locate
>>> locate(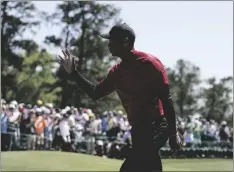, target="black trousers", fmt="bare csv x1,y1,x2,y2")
120,116,169,172
1,133,8,151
